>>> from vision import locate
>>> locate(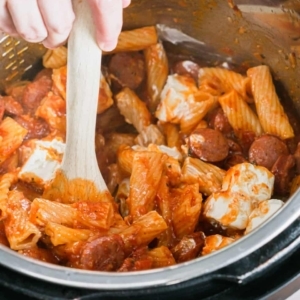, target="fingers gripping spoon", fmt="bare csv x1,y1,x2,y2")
43,0,110,204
